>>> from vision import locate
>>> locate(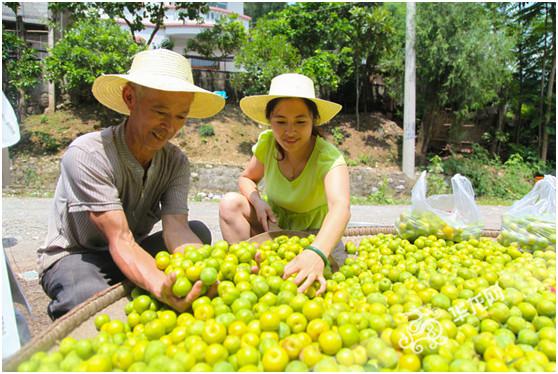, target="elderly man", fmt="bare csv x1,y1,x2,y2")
38,49,225,319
